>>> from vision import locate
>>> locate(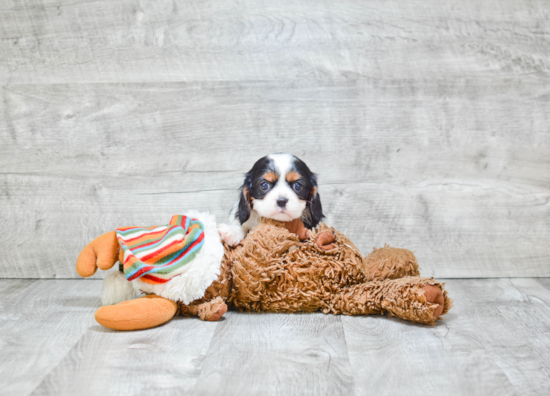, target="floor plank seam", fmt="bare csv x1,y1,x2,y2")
188,316,221,396
337,316,358,396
